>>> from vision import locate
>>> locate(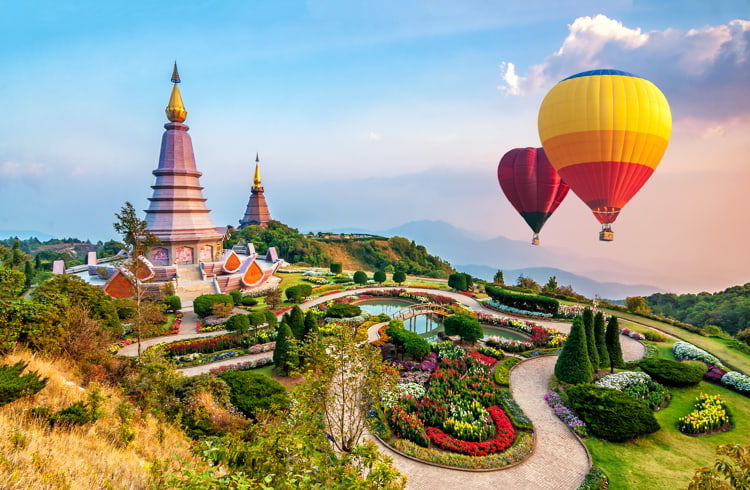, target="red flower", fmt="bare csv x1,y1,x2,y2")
426,406,516,456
